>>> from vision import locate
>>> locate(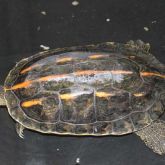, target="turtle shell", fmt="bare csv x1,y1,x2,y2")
4,40,165,136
